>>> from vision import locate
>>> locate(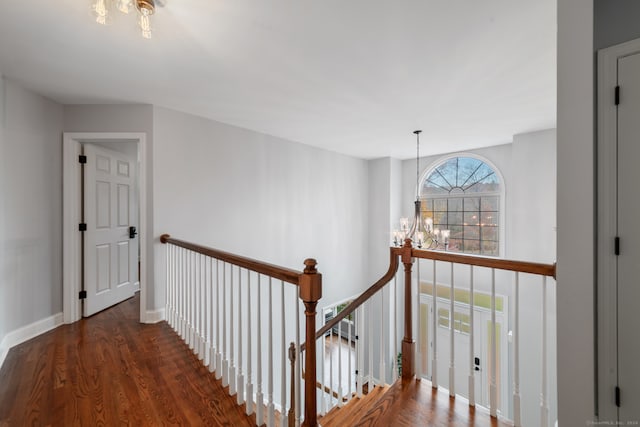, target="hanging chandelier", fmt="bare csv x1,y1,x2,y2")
393,130,450,250
91,0,156,39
